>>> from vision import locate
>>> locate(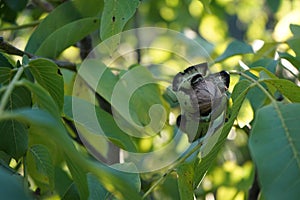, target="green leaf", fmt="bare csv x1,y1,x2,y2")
62,182,80,200
0,53,13,68
113,66,167,136
0,170,32,200
287,24,300,56
80,61,166,137
177,162,195,200
250,67,278,79
128,66,167,131
155,174,180,200
194,79,252,186
0,86,31,159
215,40,254,62
253,42,278,60
262,79,300,102
0,120,28,160
111,163,141,192
20,79,60,117
249,103,300,200
34,17,100,58
100,0,140,40
66,156,89,199
79,59,118,102
249,59,278,74
87,173,108,200
54,167,74,198
99,0,139,53
64,96,136,151
0,109,141,200
27,144,54,191
25,0,103,55
0,53,13,84
231,79,252,102
246,86,266,111
28,58,64,111
0,68,11,84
